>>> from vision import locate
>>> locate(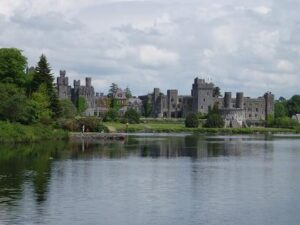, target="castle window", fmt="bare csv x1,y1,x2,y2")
201,106,203,109
256,108,259,112
203,98,205,102
249,114,252,117
255,114,258,117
